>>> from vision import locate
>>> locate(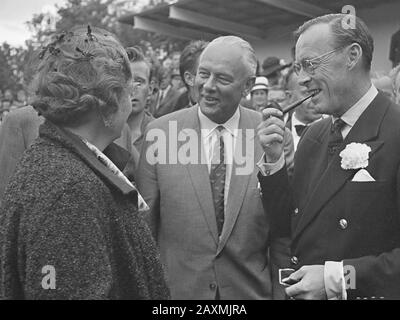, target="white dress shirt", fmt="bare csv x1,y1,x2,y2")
258,84,379,300
198,106,240,210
